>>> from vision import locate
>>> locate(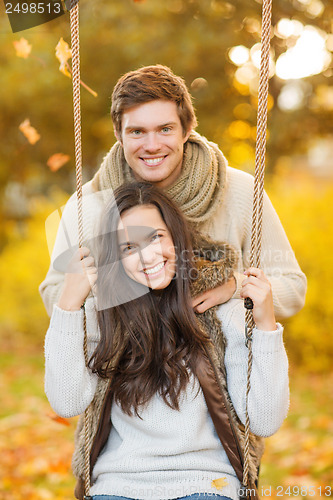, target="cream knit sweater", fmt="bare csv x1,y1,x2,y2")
44,298,289,500
40,166,306,319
